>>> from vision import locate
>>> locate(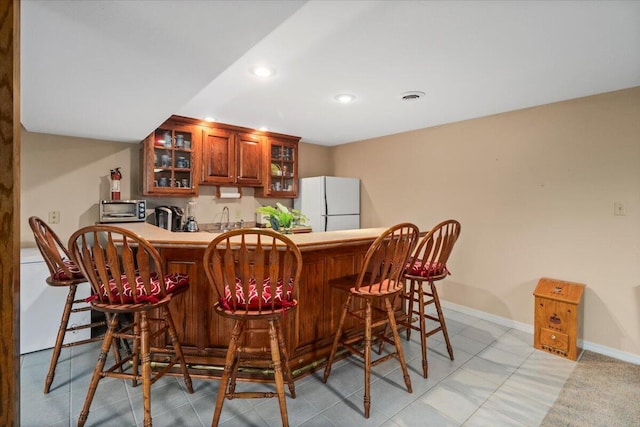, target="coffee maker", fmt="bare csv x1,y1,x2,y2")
155,206,184,231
